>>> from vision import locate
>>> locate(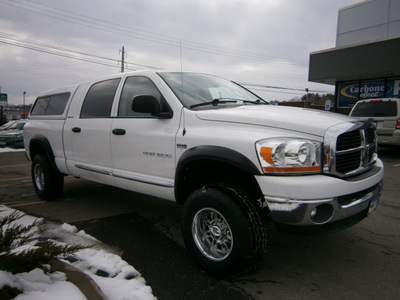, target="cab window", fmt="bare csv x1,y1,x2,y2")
80,78,120,118
118,76,170,118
